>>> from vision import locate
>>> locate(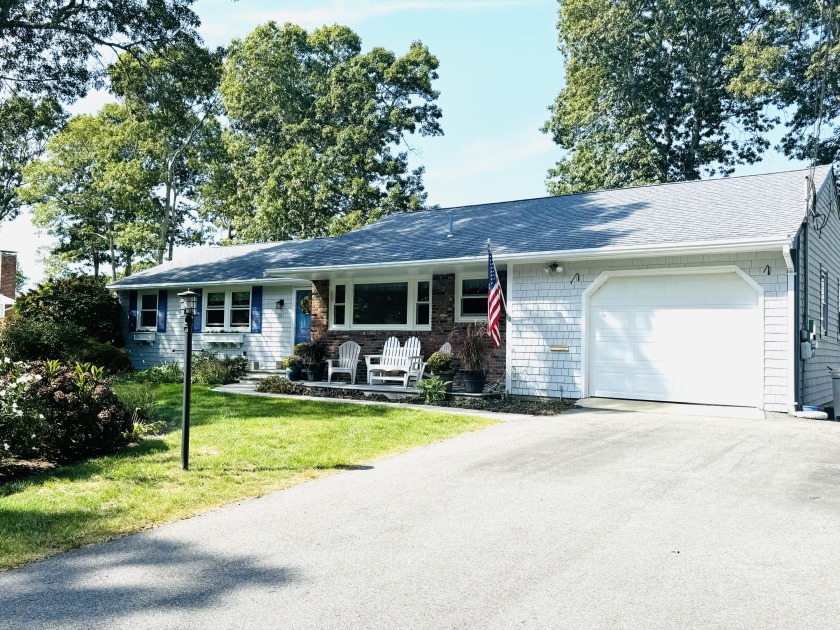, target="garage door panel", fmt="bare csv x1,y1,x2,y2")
588,272,760,407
